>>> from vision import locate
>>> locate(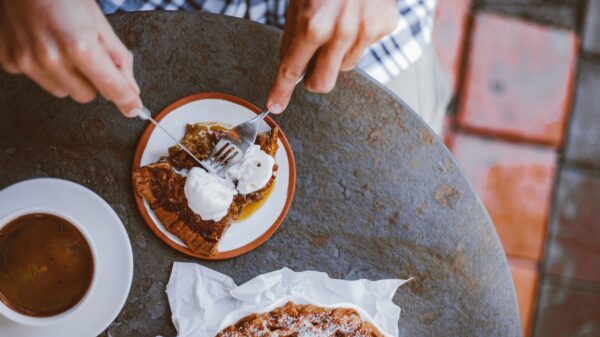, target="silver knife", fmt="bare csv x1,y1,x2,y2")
136,107,206,167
